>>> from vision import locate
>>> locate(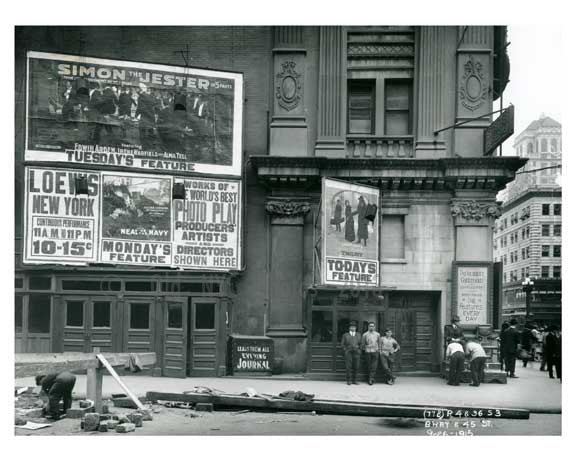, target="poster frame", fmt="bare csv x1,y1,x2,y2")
451,261,494,326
